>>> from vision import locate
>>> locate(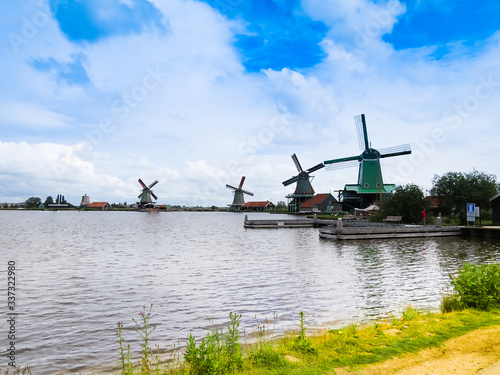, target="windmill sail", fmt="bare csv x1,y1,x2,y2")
379,144,411,158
